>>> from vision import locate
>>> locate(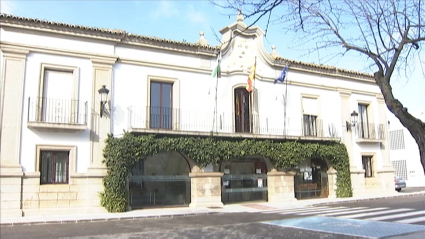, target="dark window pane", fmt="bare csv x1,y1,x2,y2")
150,82,161,108
40,150,69,184
150,82,173,129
